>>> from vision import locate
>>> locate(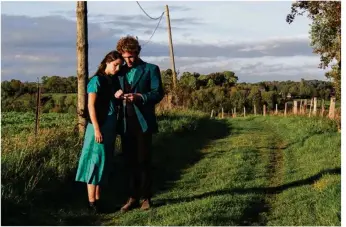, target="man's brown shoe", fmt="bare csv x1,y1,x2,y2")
120,197,139,213
140,199,151,211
